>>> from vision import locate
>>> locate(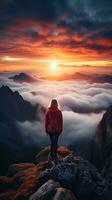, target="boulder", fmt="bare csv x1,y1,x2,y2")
35,146,72,164
41,154,110,200
53,187,77,200
29,179,60,200
0,146,111,200
29,179,77,200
